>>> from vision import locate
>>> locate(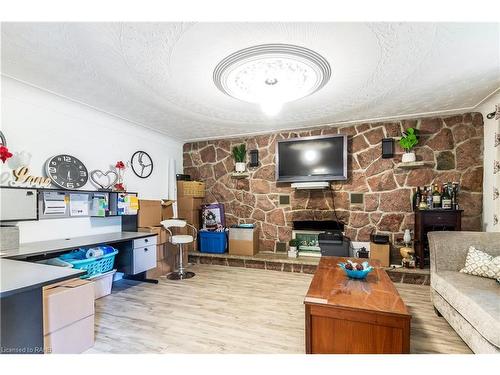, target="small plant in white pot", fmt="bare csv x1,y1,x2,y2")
399,127,419,163
232,144,247,173
288,239,299,258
